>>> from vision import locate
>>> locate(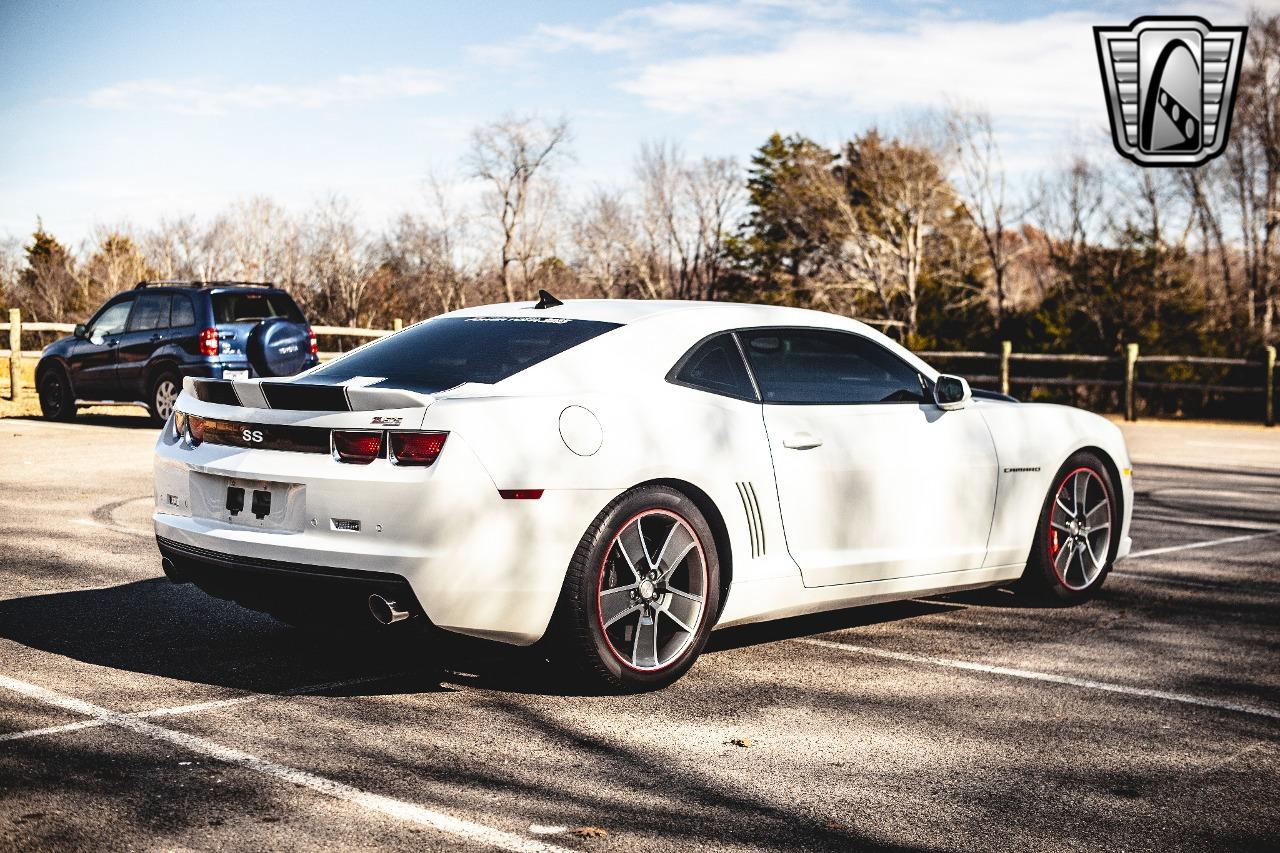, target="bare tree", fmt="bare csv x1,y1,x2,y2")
947,109,1032,334
225,196,302,285
634,142,743,301
573,189,641,298
304,196,371,326
84,227,152,305
1230,12,1280,337
467,115,571,302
